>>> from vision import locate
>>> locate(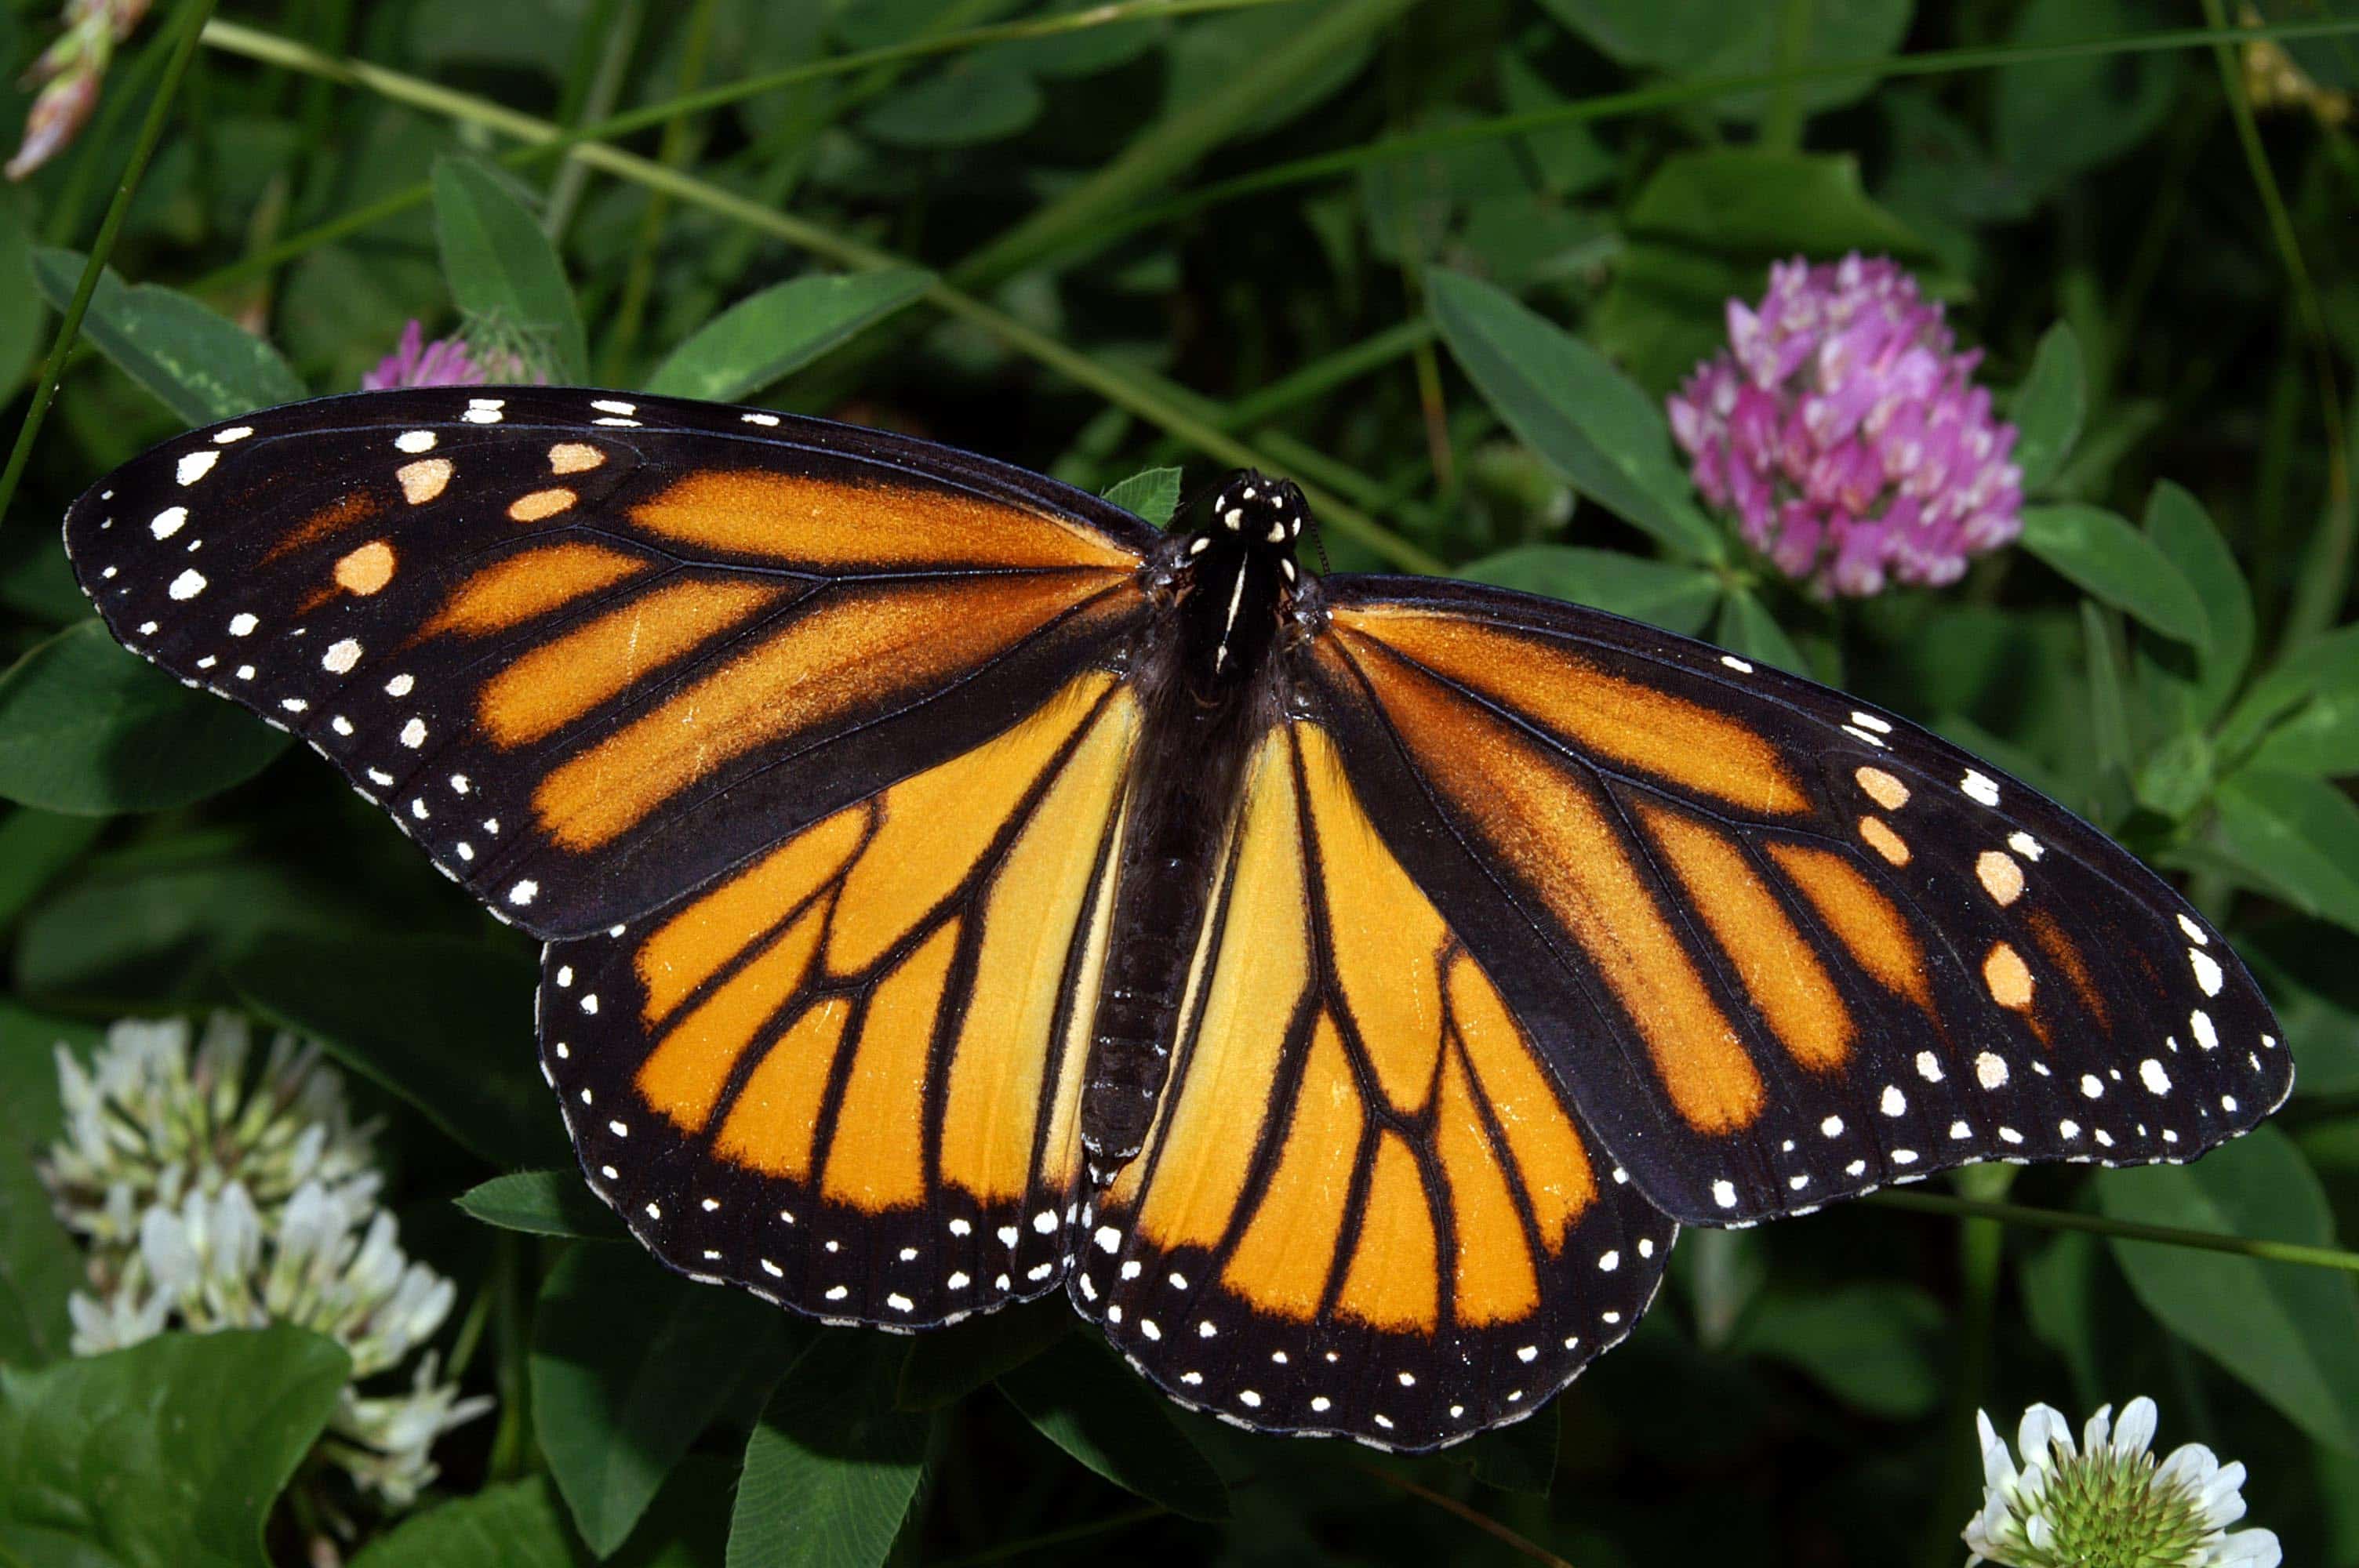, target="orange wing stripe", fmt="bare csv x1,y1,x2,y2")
1435,1048,1539,1324
822,923,960,1211
1446,953,1594,1248
534,573,1121,853
1336,1134,1440,1331
1766,842,1935,1011
1298,727,1446,1116
636,808,868,1025
2028,909,2109,1026
481,576,789,749
423,543,650,637
1354,645,1764,1136
714,997,852,1179
1335,607,1808,815
828,672,1114,975
1221,1017,1364,1319
1641,803,1852,1073
1133,734,1307,1252
636,899,827,1134
941,689,1137,1202
631,470,1141,572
